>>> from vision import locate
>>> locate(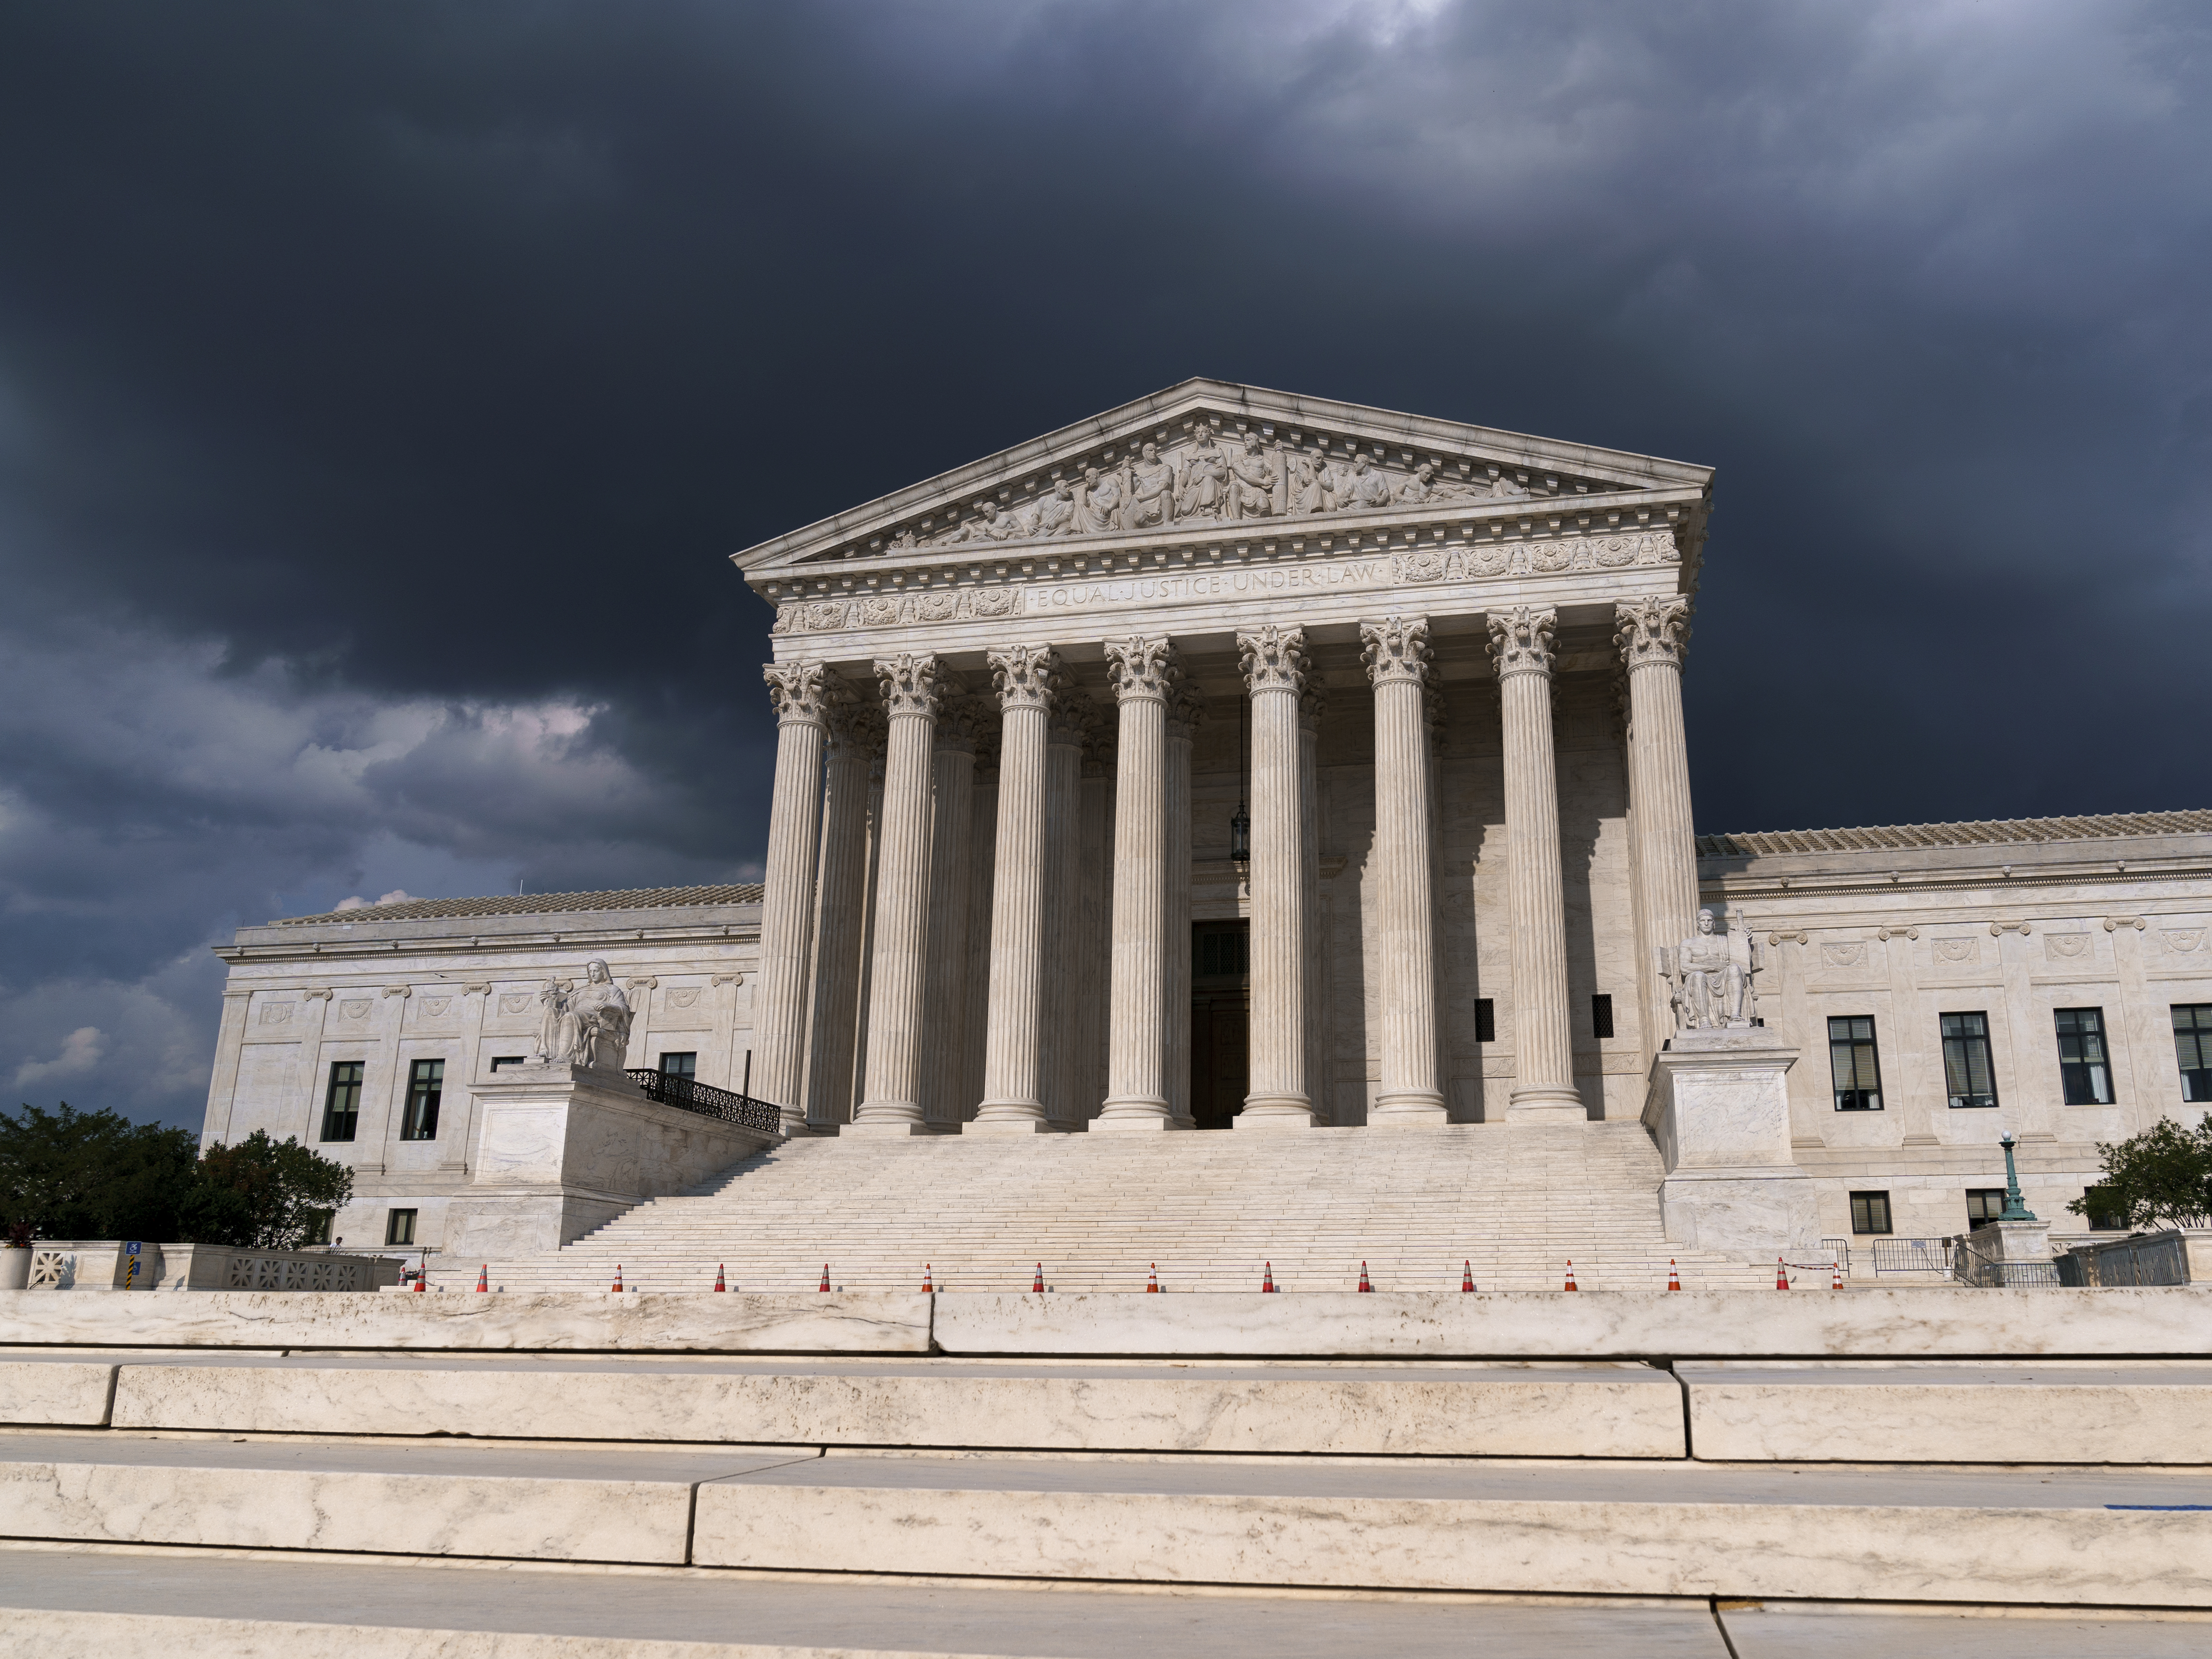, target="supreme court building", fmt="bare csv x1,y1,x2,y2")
205,379,2212,1255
